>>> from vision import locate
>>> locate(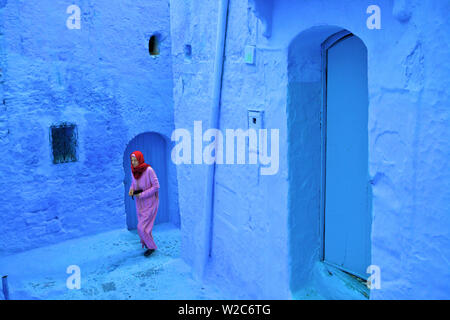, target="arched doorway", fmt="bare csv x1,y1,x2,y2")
123,132,169,230
287,26,372,293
